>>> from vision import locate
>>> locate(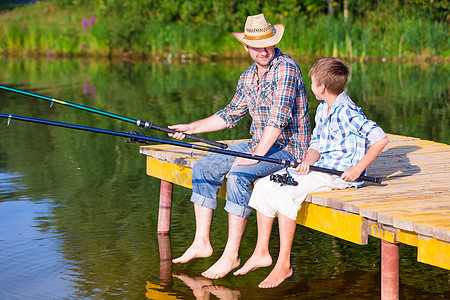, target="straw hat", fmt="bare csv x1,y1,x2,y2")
232,13,284,48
